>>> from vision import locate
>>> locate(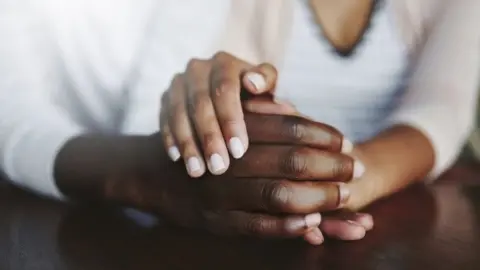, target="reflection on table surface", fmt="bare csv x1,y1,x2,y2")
0,163,479,270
